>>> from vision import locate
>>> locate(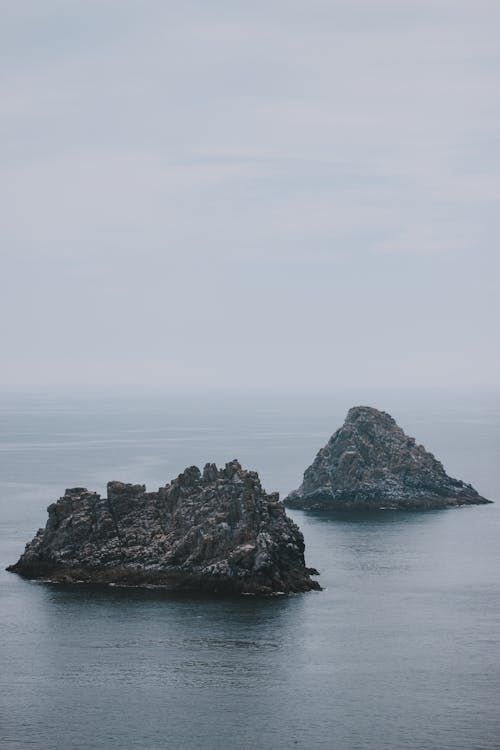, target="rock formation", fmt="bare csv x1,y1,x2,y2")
8,460,320,594
285,406,491,511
